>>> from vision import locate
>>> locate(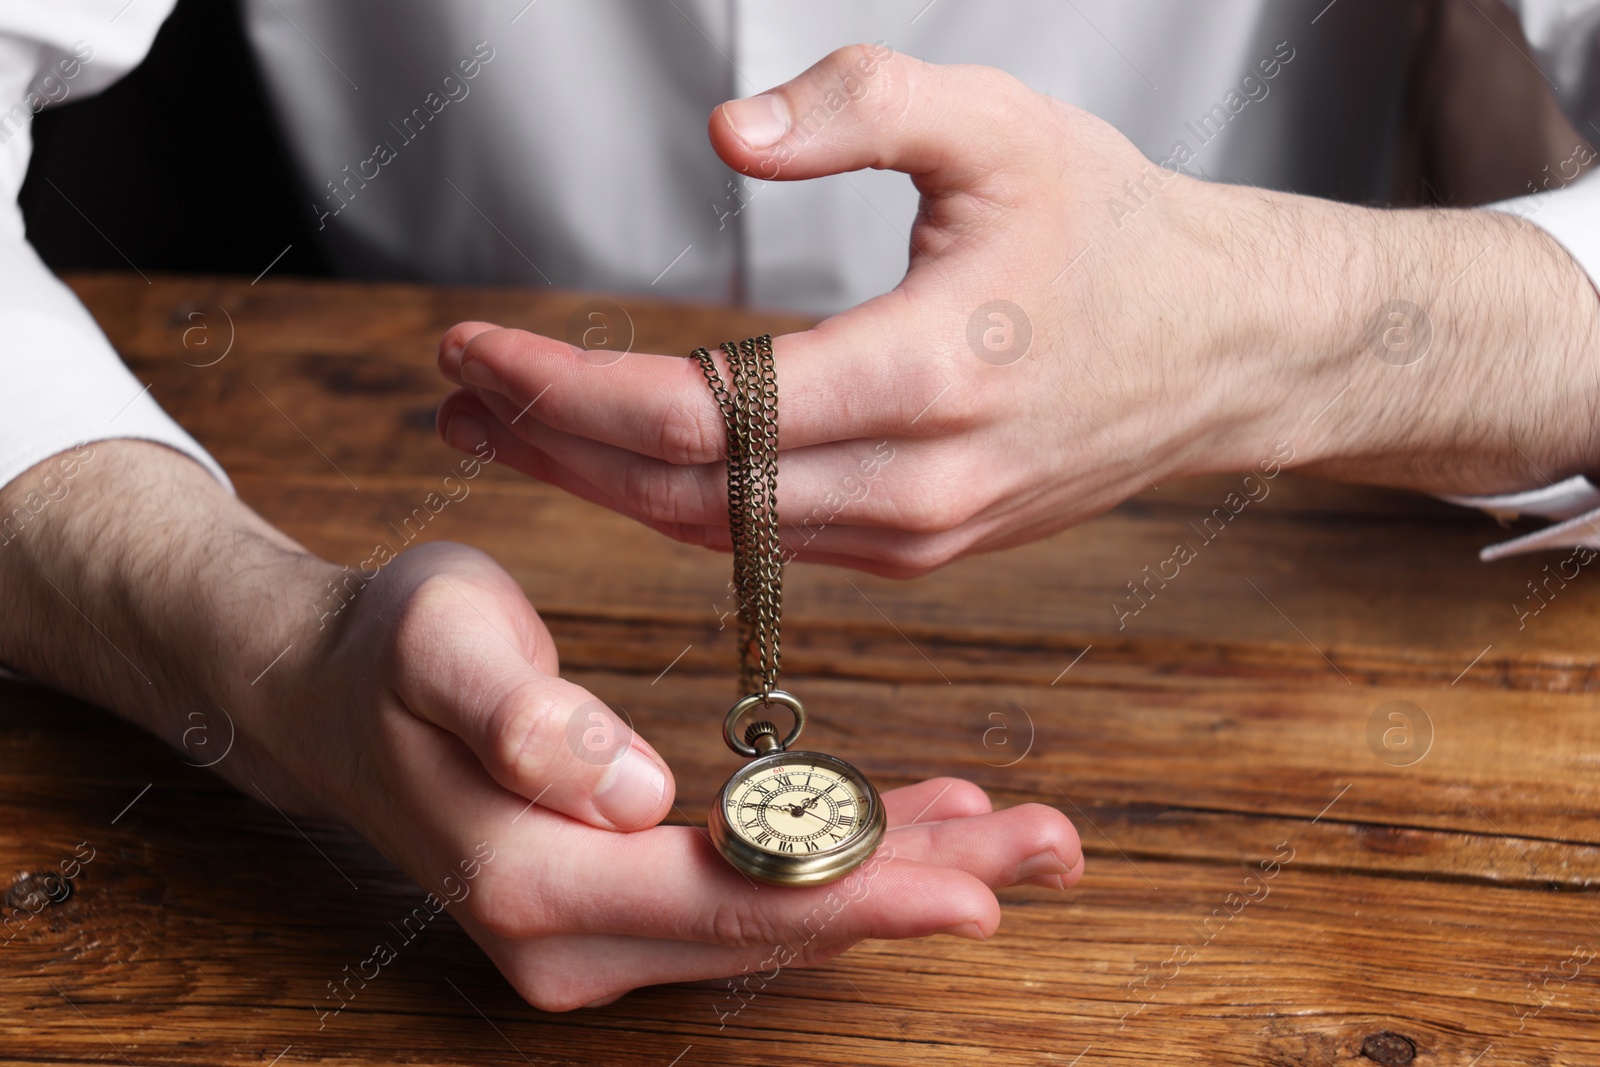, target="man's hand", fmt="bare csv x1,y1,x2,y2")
435,45,1600,577
0,441,1082,1011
